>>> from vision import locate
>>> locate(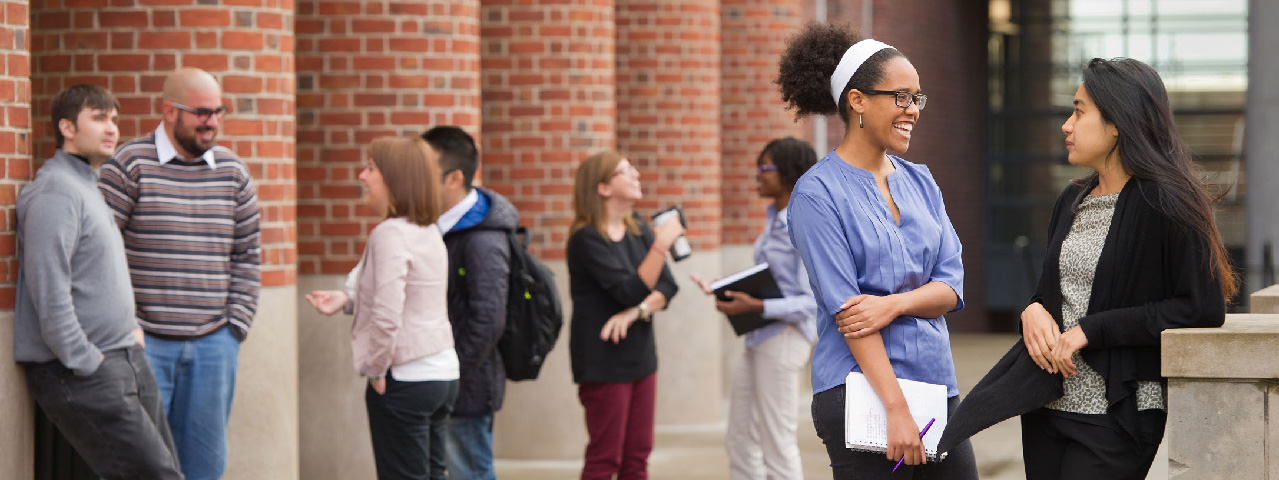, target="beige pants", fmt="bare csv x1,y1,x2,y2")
726,325,812,480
